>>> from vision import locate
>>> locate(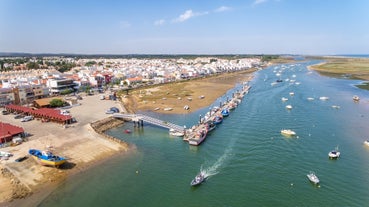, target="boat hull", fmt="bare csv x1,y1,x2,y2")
29,149,66,167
